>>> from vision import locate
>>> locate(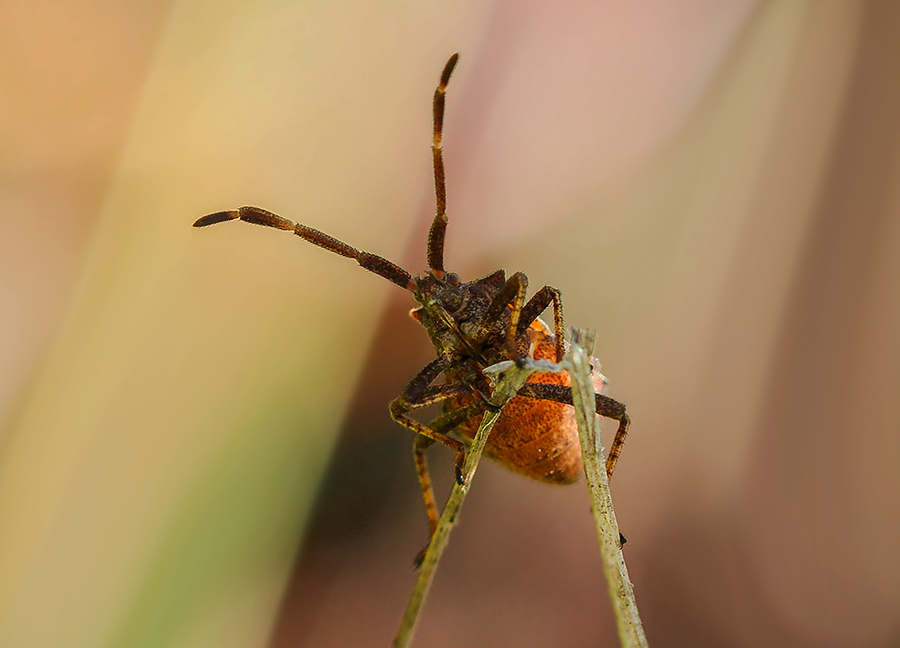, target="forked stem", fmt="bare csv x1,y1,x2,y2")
392,359,537,648
566,327,648,648
393,329,647,648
